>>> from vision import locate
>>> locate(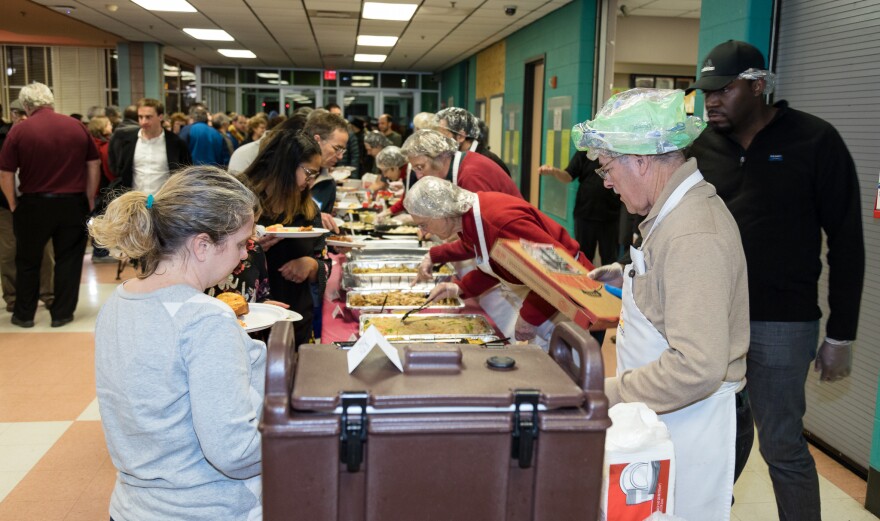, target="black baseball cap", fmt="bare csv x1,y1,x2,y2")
687,40,766,93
